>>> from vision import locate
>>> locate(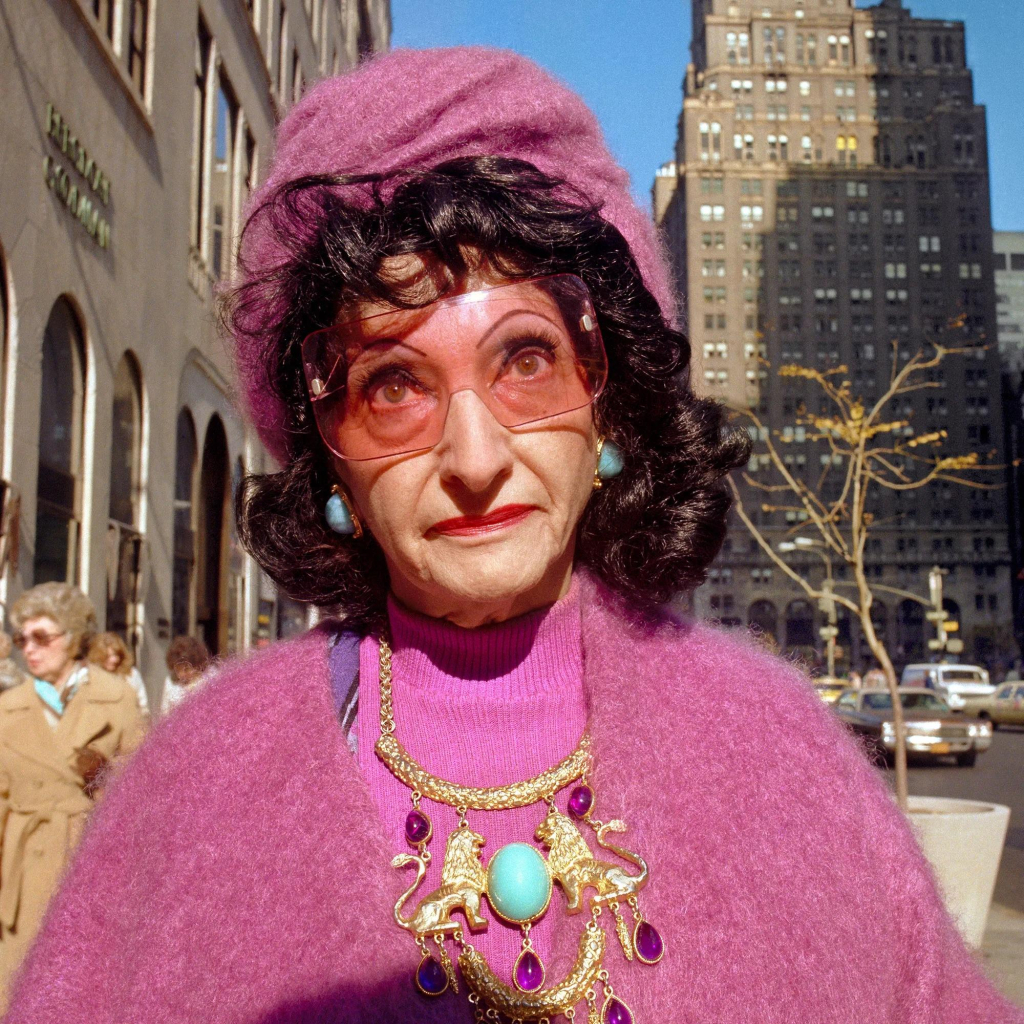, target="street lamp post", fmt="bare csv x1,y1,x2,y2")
925,564,963,658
